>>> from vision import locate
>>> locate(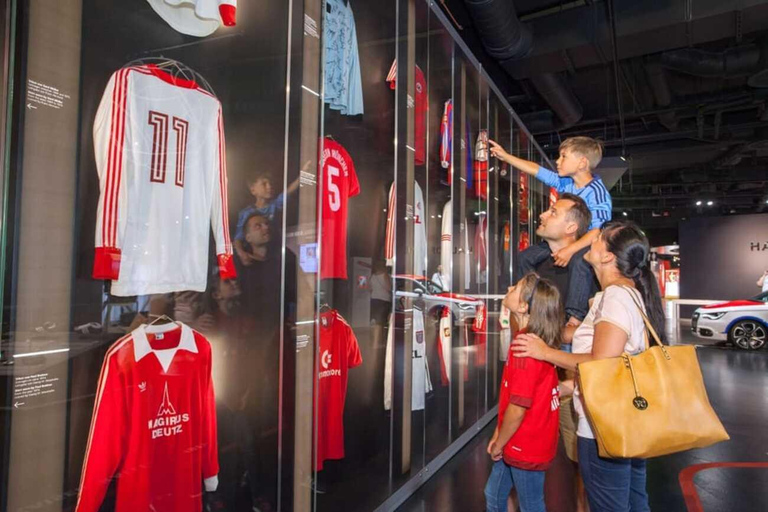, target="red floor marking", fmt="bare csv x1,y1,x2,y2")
679,462,768,512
